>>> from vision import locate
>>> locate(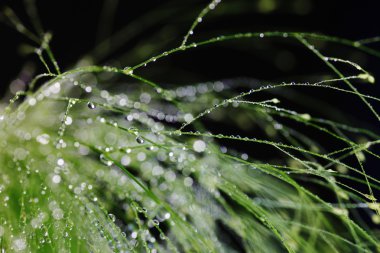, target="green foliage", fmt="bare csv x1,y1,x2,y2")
1,1,380,252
